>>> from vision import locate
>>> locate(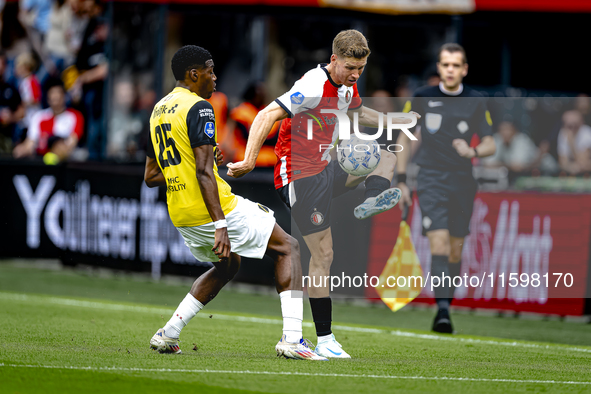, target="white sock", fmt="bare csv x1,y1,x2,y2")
279,290,303,343
317,334,333,343
163,293,204,338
